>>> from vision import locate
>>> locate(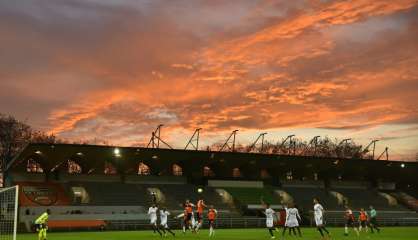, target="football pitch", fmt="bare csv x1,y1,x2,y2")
17,227,418,240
